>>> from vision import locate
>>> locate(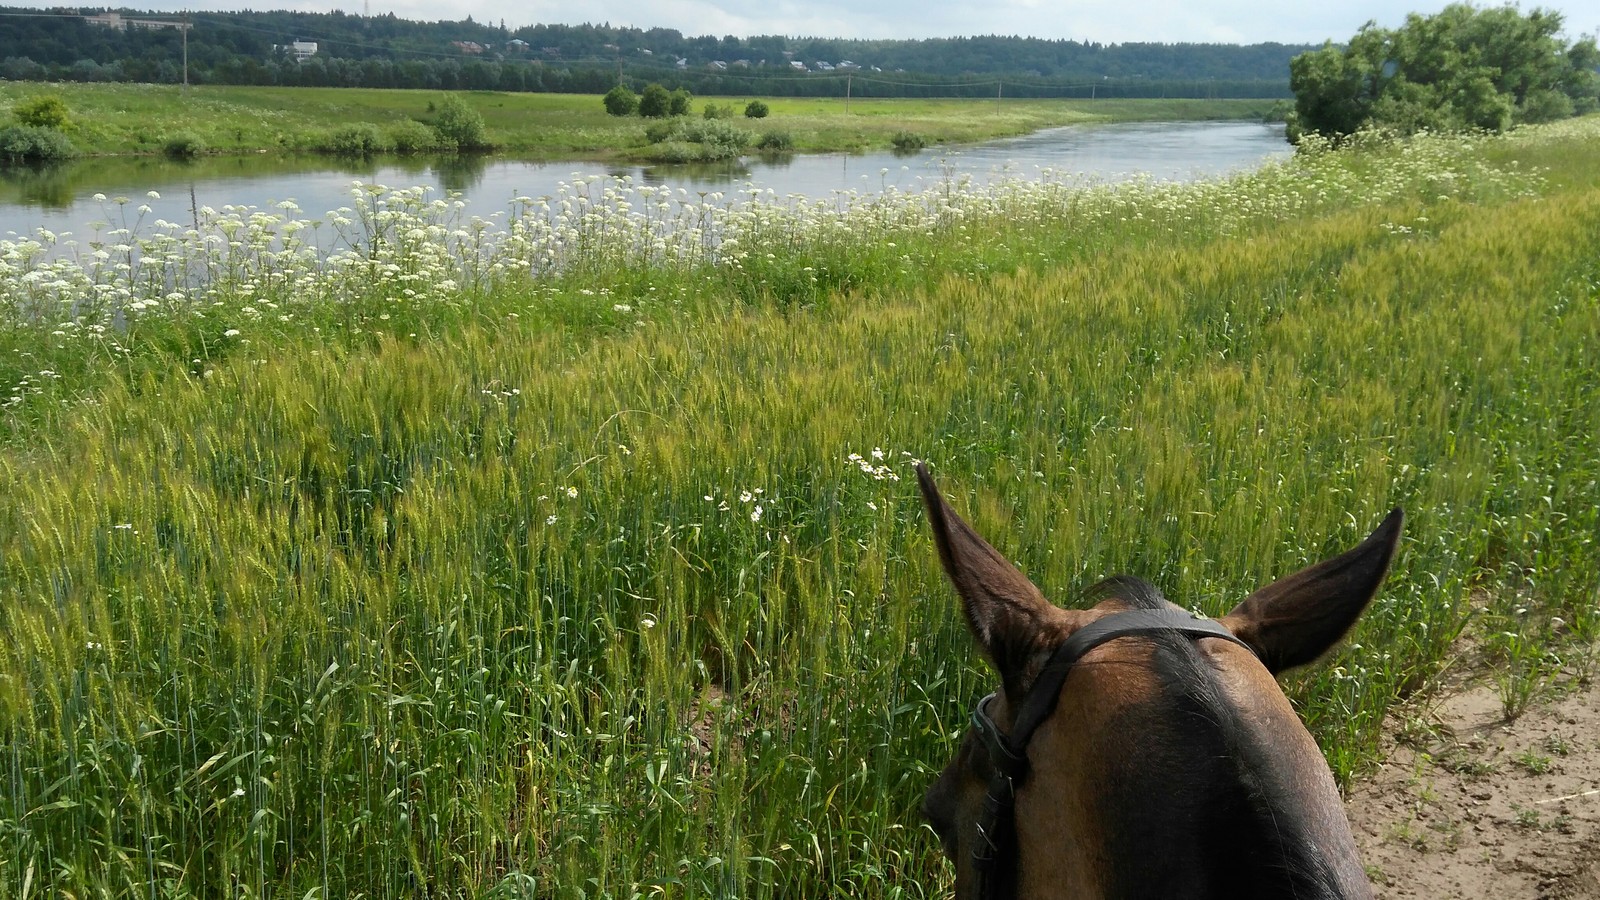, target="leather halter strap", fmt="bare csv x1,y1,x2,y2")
967,607,1257,899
